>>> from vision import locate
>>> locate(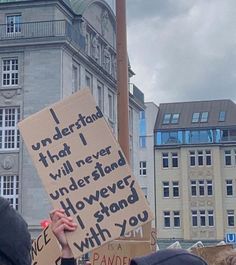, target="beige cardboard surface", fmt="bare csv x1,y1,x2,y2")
91,240,152,265
19,89,153,258
191,244,233,265
31,225,61,265
119,222,152,241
